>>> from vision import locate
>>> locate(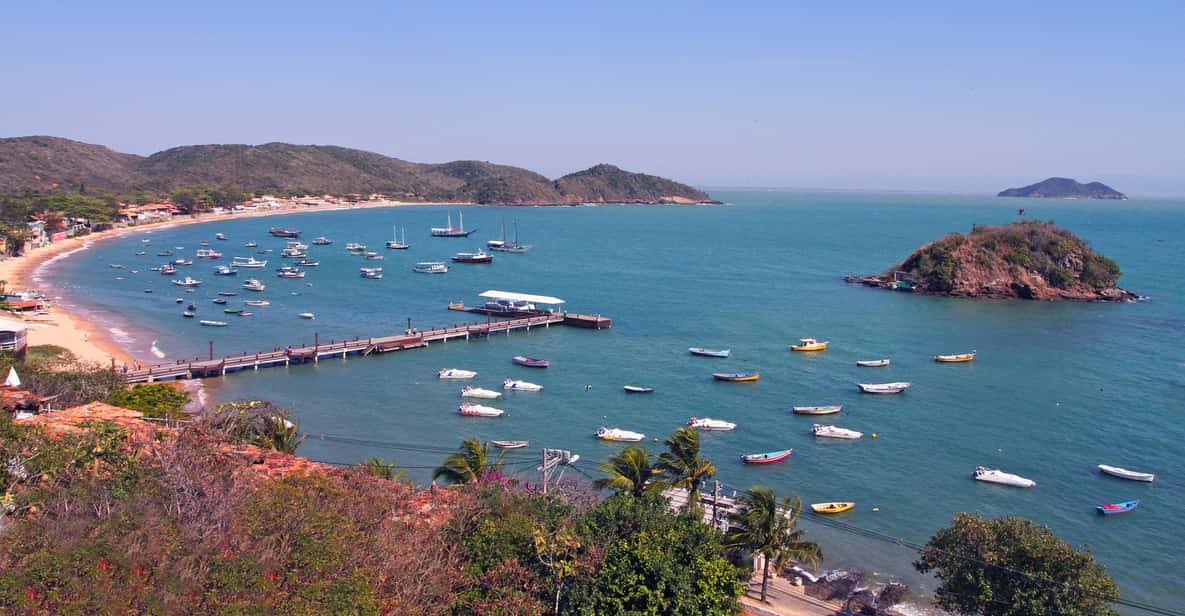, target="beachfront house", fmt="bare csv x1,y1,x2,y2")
0,316,29,358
